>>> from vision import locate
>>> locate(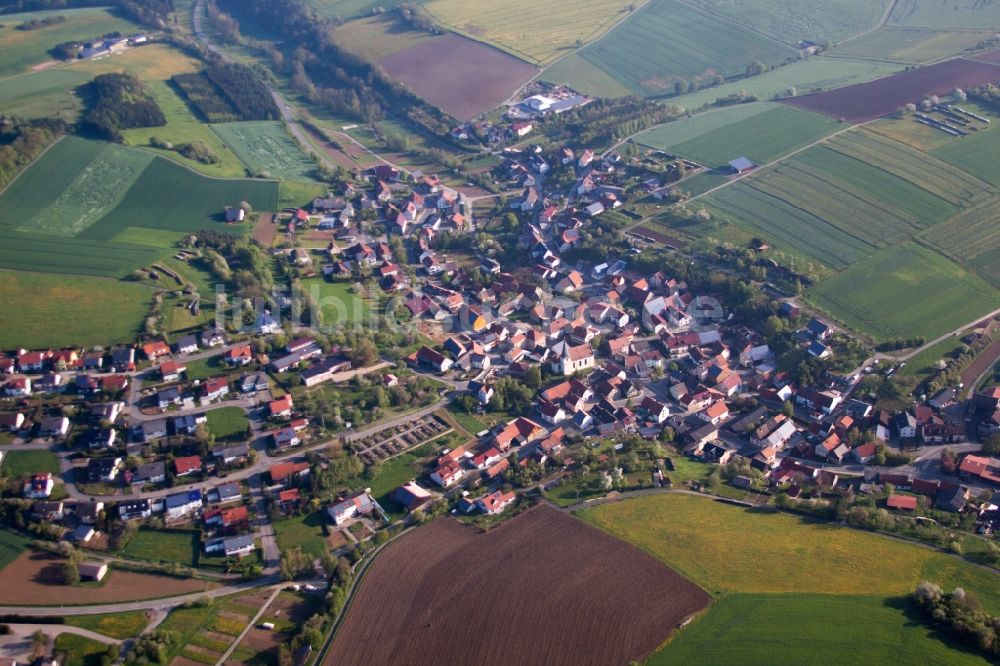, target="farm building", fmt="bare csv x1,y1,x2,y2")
728,157,755,175
78,561,108,581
